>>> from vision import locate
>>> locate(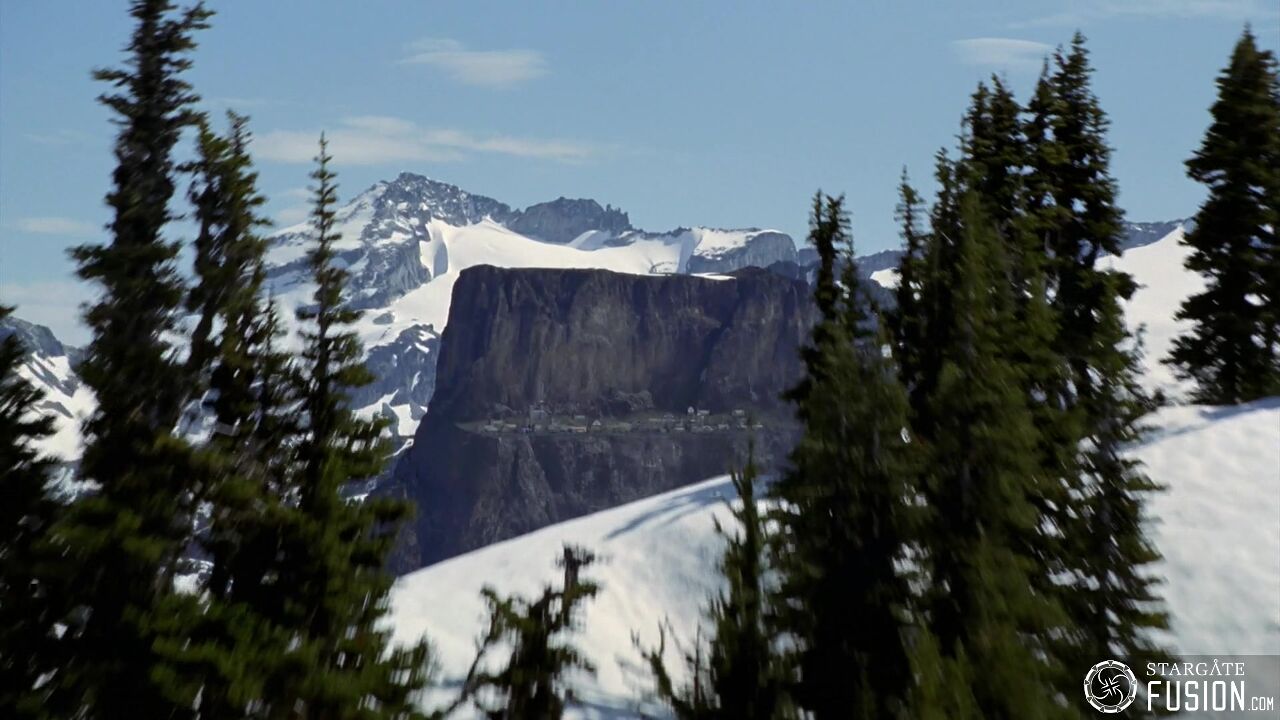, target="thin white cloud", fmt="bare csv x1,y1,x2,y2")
952,38,1053,69
24,129,91,147
257,115,598,166
400,38,547,88
1,279,96,346
210,96,275,109
15,217,100,237
1013,0,1268,27
274,204,311,227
